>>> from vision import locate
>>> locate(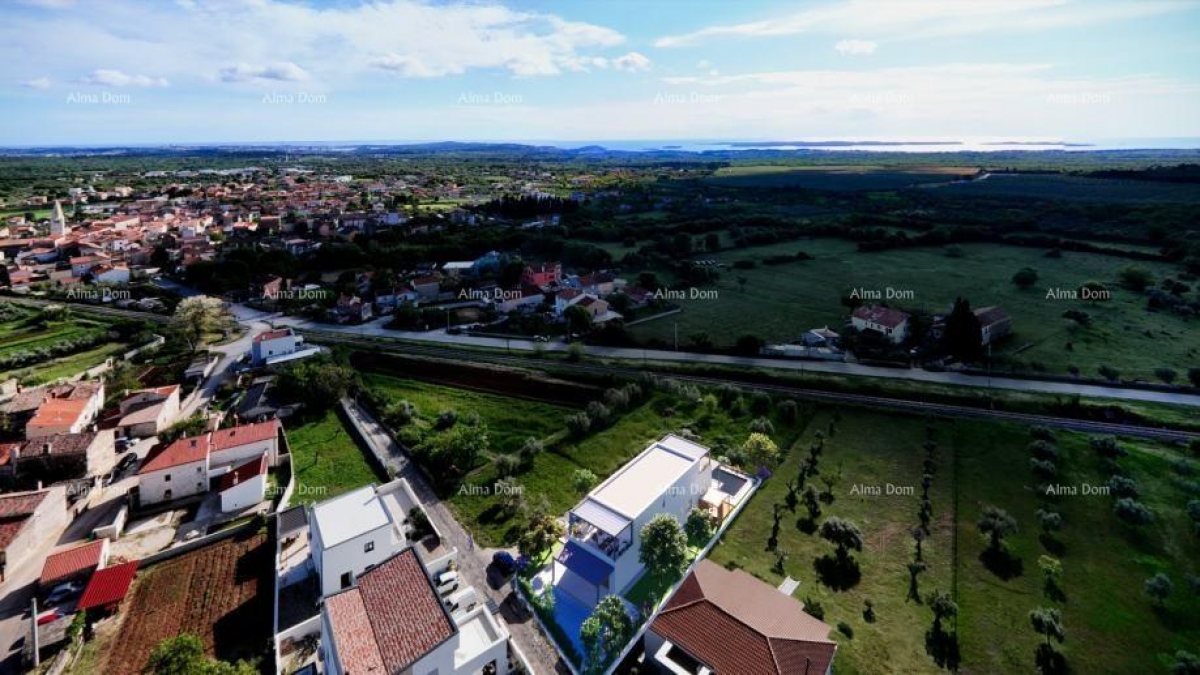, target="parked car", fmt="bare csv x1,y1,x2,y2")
36,608,64,626
117,452,139,472
45,582,82,605
115,437,131,452
491,551,517,577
